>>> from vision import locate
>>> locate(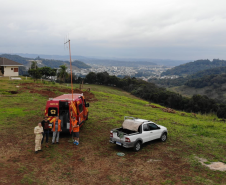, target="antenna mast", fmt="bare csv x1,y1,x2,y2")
64,39,73,101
